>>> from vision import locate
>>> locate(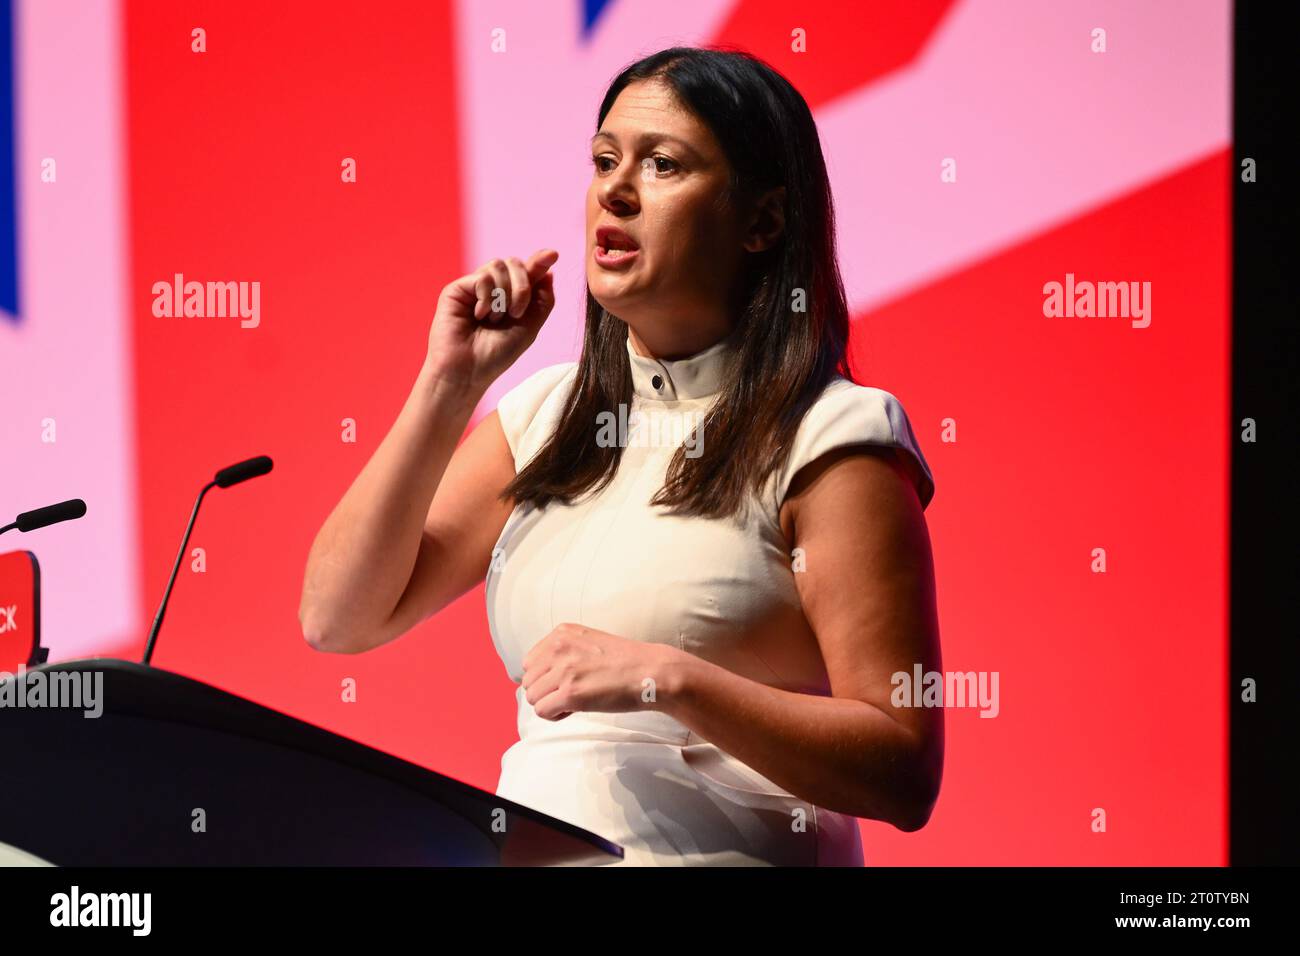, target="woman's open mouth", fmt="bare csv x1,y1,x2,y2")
593,244,640,268
594,227,640,269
